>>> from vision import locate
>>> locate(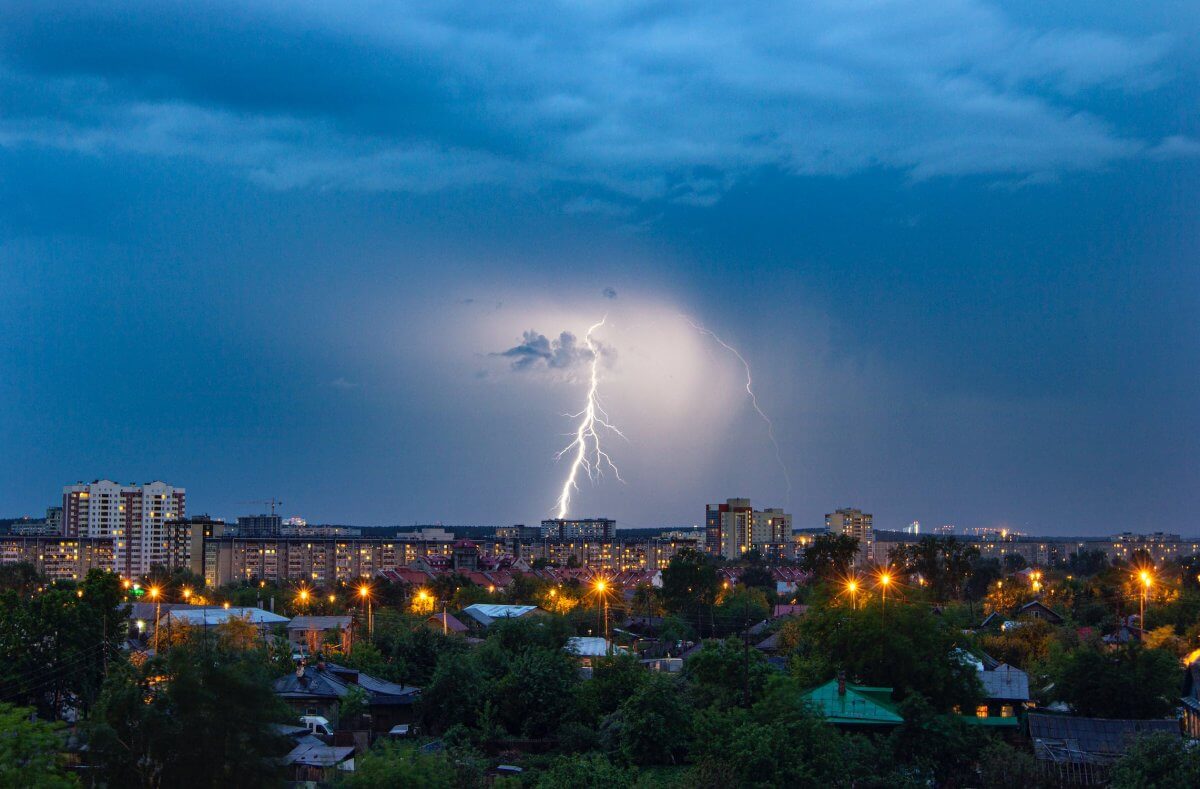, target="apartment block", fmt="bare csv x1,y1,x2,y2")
63,480,186,577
